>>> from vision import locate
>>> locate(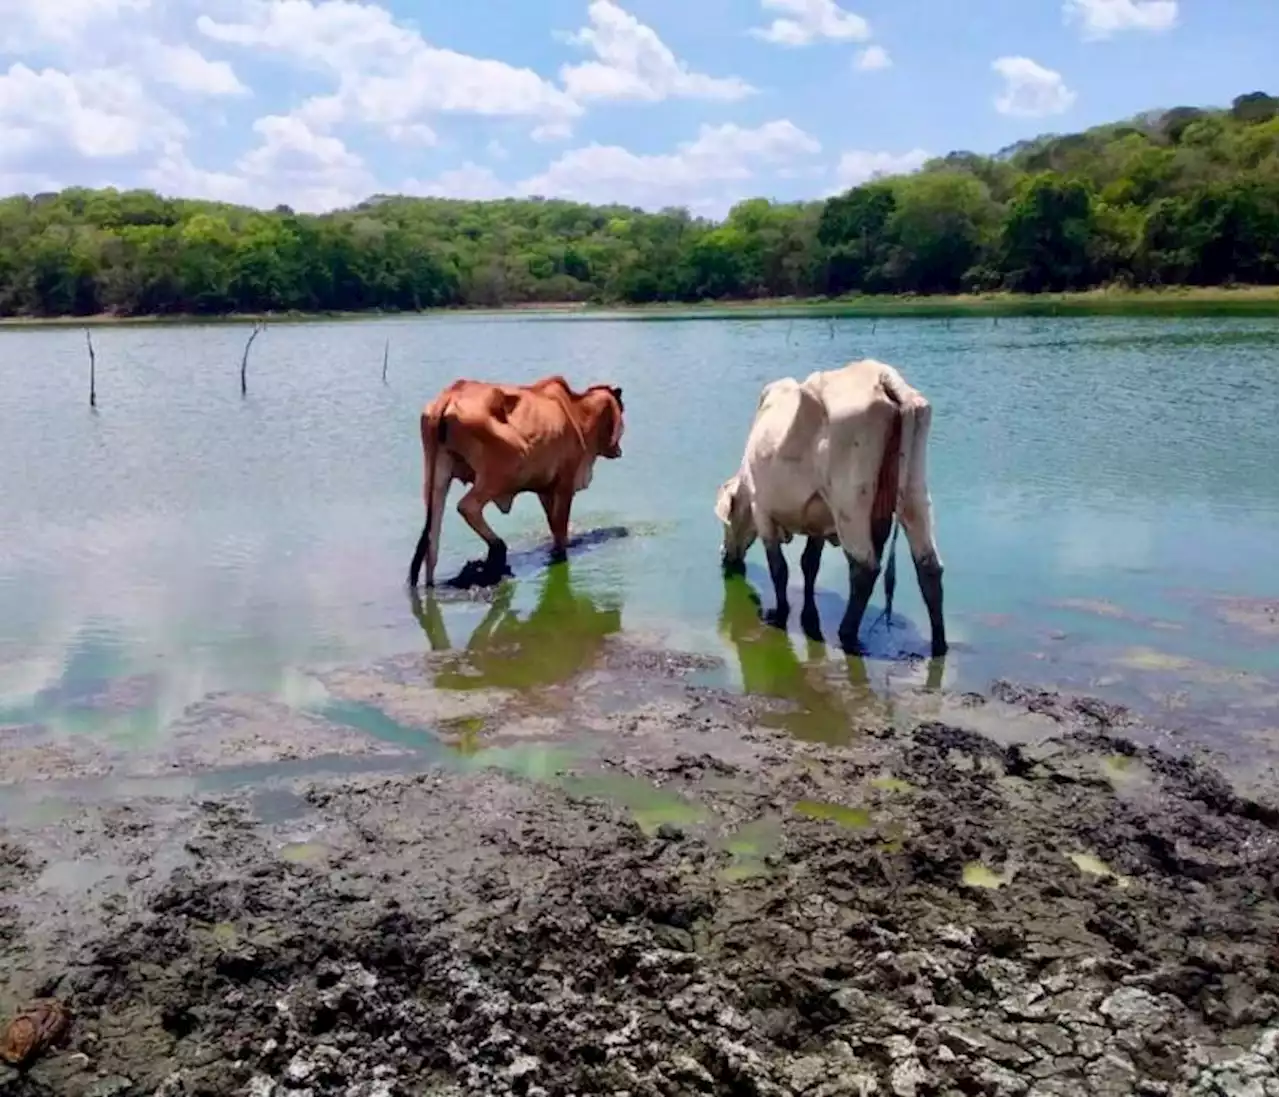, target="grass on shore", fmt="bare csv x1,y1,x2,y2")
0,284,1275,329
